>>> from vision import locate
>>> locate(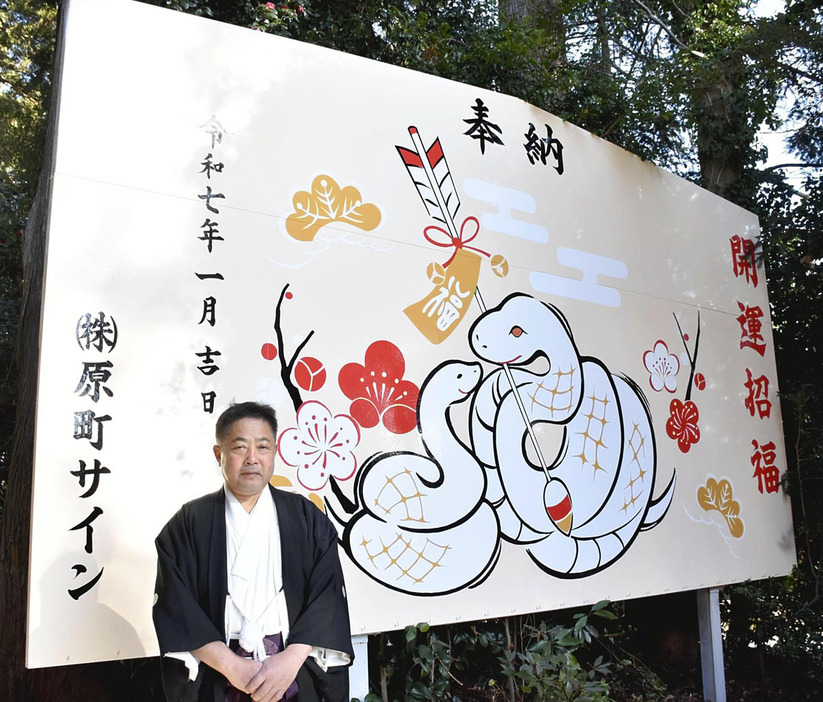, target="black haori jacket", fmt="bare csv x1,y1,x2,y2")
153,486,353,702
